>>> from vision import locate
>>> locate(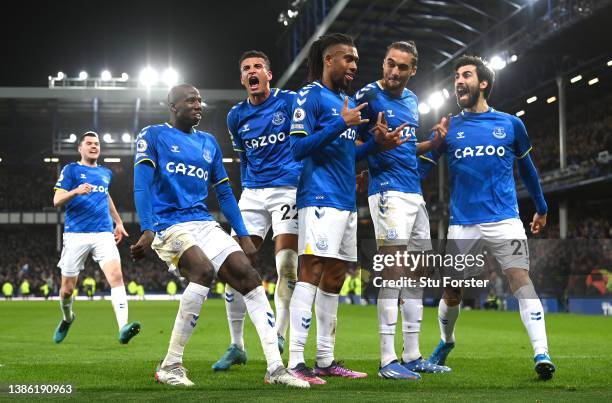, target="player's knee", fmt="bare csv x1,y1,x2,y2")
60,287,74,298
443,288,463,306
189,265,215,287
276,249,298,280
236,267,261,295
